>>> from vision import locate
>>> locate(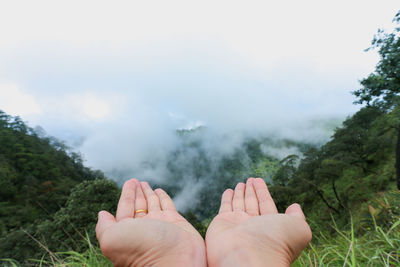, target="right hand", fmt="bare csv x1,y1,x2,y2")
205,178,312,267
